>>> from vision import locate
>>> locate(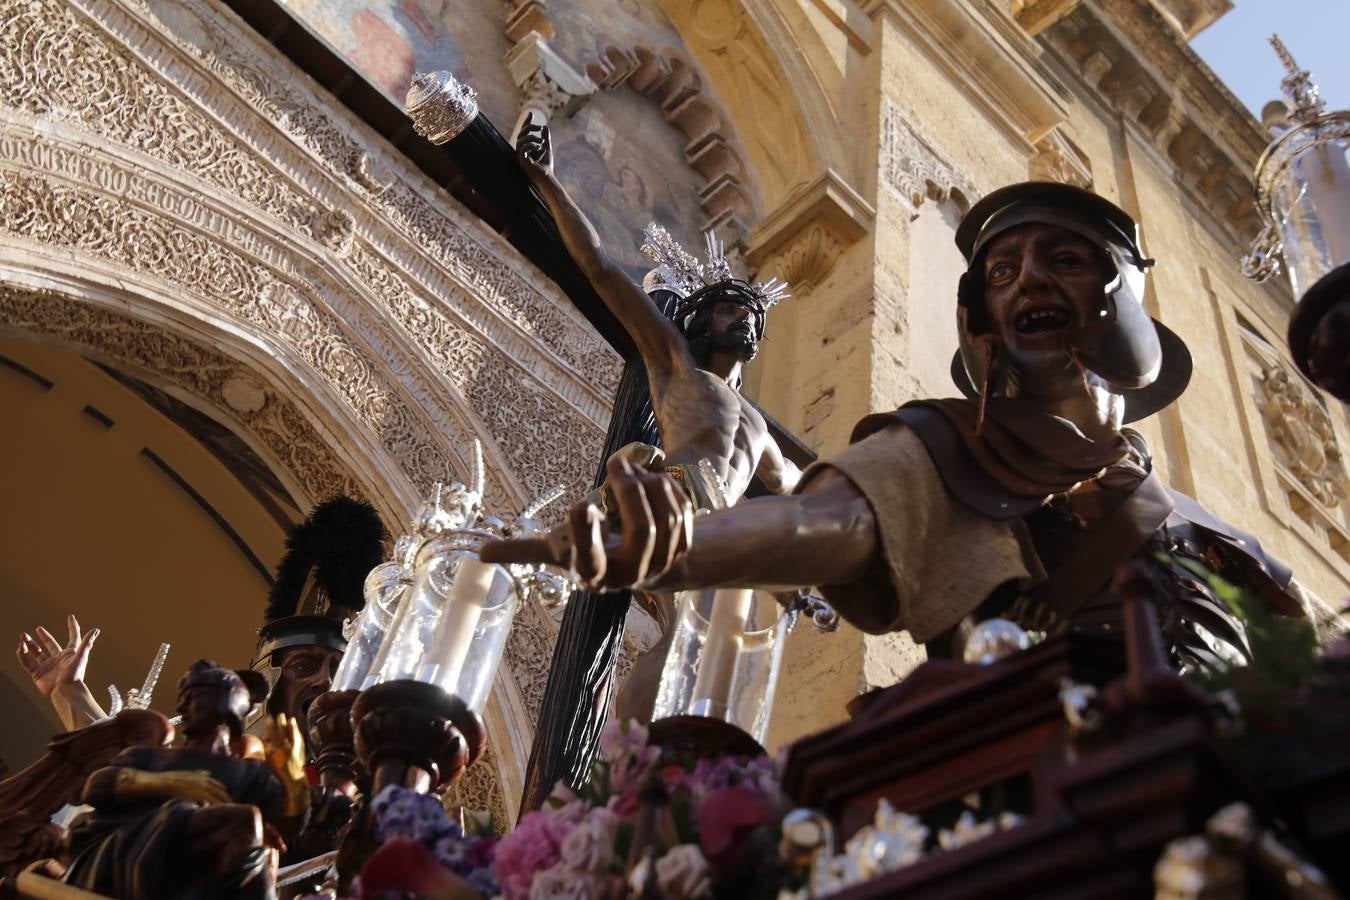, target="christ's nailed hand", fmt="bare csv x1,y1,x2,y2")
515,114,552,176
